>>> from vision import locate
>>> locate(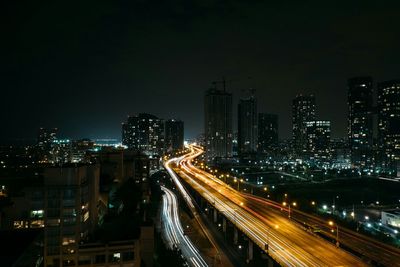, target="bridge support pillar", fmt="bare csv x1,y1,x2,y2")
247,239,253,262
213,208,218,223
233,227,238,245
222,217,226,233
